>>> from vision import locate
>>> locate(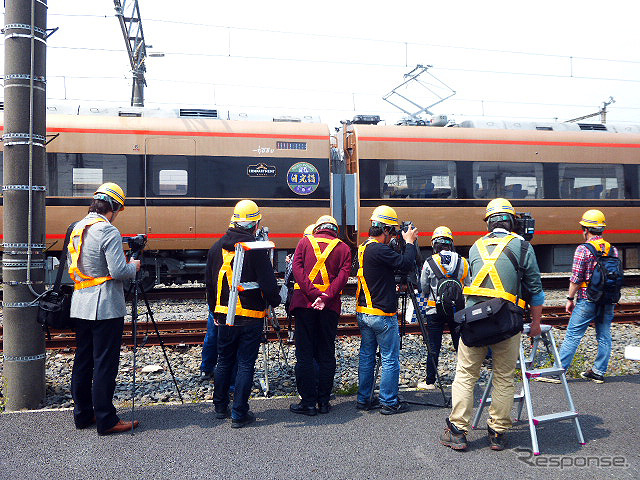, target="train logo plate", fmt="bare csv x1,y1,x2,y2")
247,163,277,177
287,162,320,195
